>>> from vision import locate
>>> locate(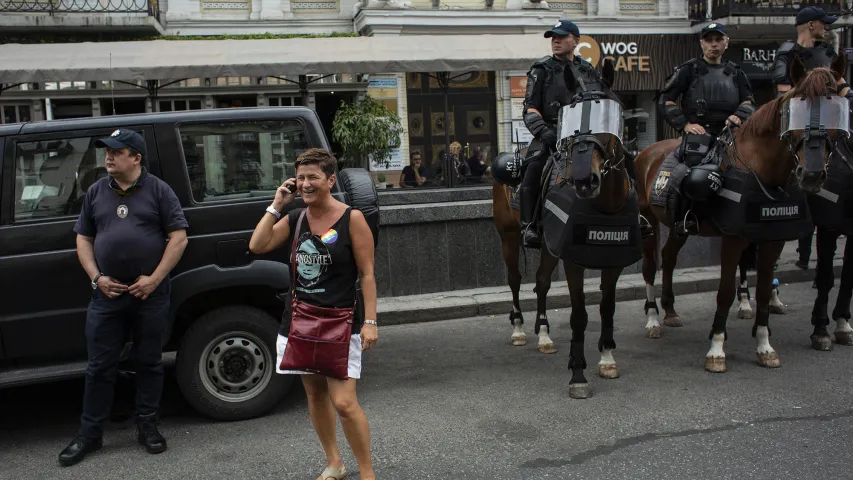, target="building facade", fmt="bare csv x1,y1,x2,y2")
3,0,848,186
